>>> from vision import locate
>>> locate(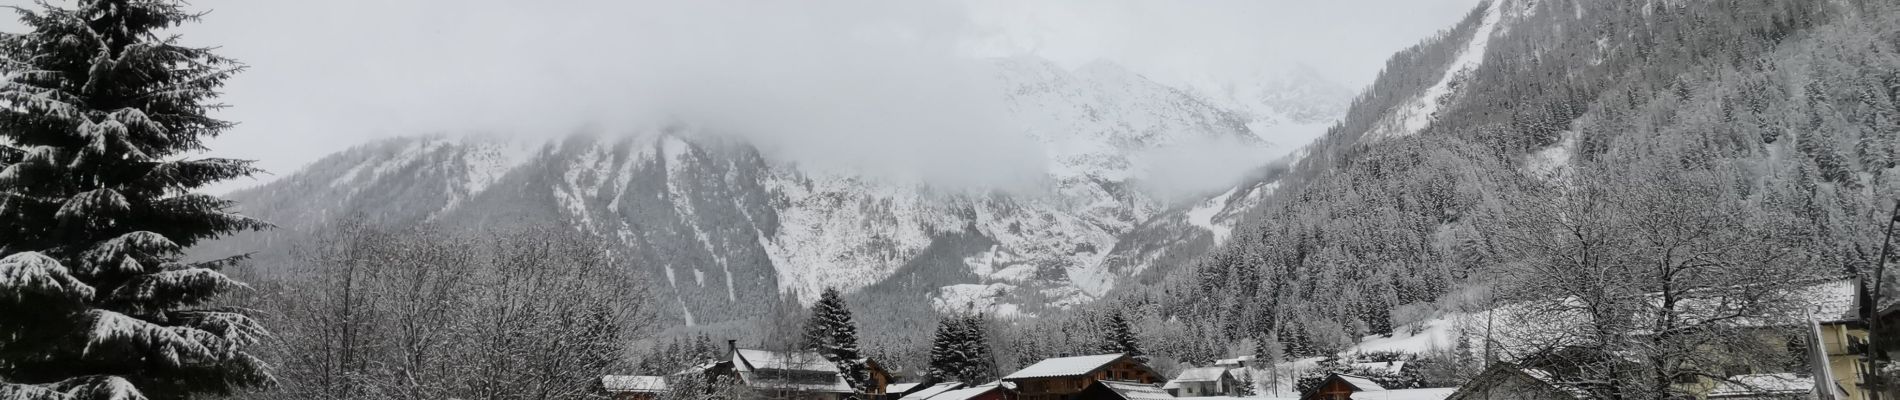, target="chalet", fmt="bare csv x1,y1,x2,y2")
599,375,667,400
1301,373,1458,400
685,340,890,400
1660,278,1866,399
1442,363,1589,400
1469,277,1868,399
1002,353,1162,400
1078,380,1174,400
1164,367,1240,397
